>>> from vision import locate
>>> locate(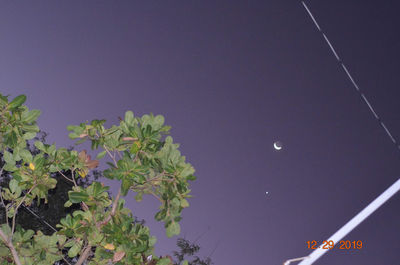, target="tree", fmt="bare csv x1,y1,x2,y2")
0,93,202,265
0,131,96,236
1,131,214,265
